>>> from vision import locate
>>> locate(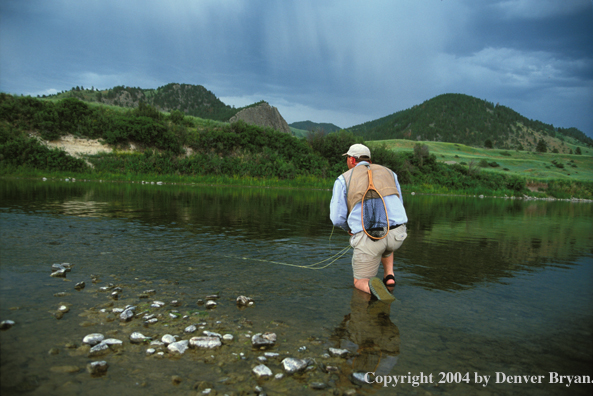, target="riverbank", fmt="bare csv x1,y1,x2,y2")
2,172,591,203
